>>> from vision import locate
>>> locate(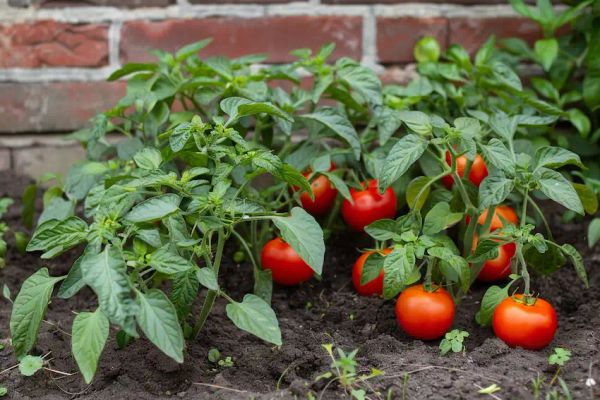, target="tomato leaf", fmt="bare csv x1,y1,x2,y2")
588,218,600,249
537,168,584,215
149,246,194,275
423,202,463,235
382,246,418,300
225,294,282,345
196,267,219,291
476,285,509,326
561,244,588,288
379,134,429,191
360,252,386,285
406,176,431,211
72,308,109,383
478,174,515,209
136,289,185,363
300,107,361,160
125,194,181,223
10,268,64,359
272,207,324,275
26,217,88,259
534,146,584,170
